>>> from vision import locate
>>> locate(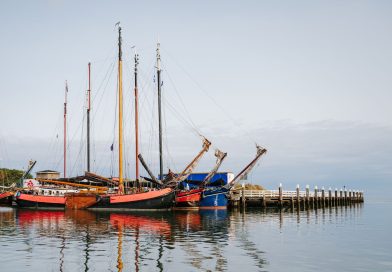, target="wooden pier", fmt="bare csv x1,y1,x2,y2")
229,185,364,208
